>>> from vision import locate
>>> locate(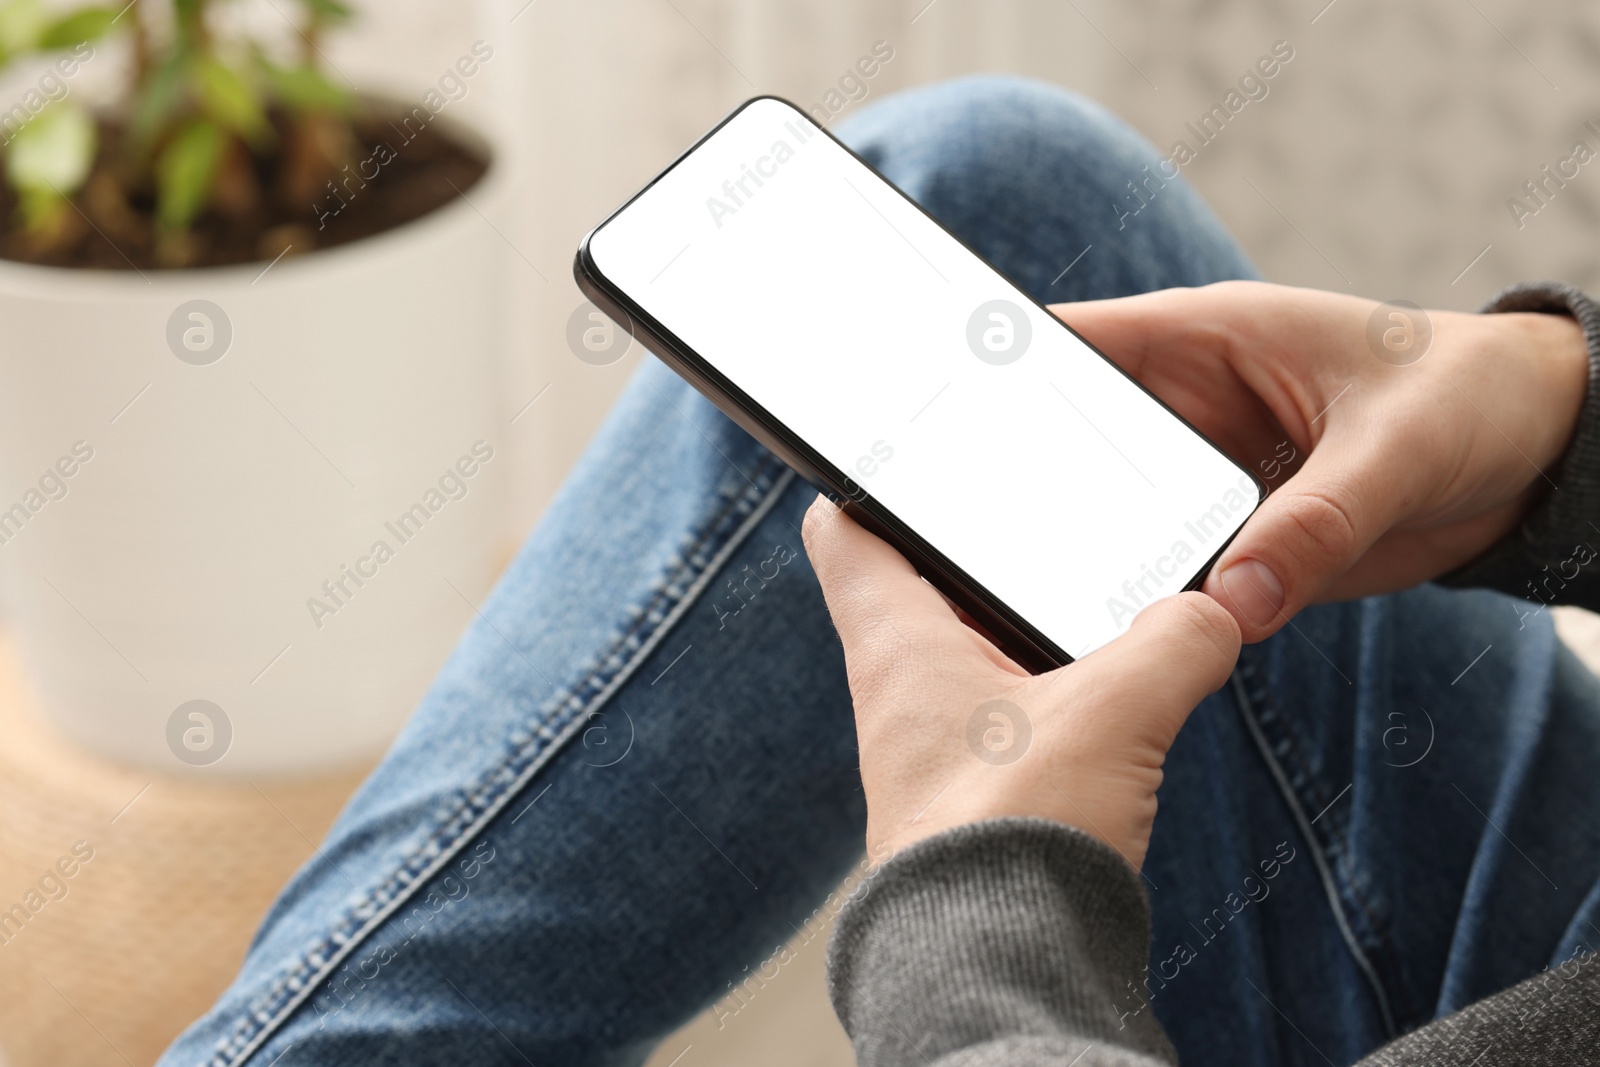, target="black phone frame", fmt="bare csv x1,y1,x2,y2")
574,95,1265,673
